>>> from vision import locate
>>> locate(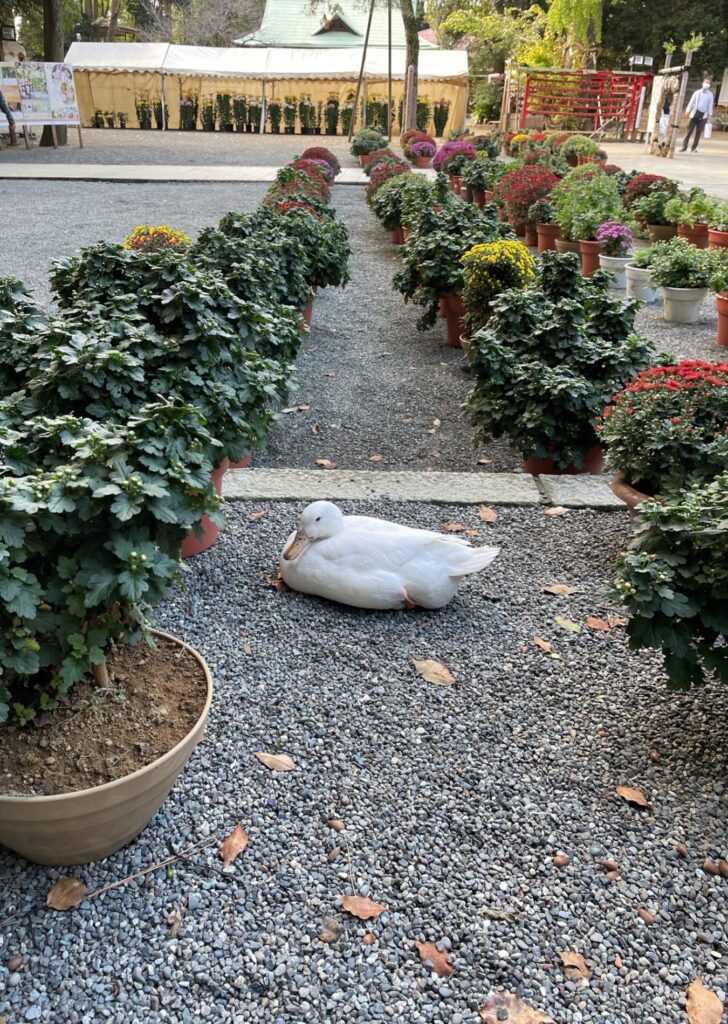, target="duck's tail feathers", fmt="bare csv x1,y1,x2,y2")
449,545,500,579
